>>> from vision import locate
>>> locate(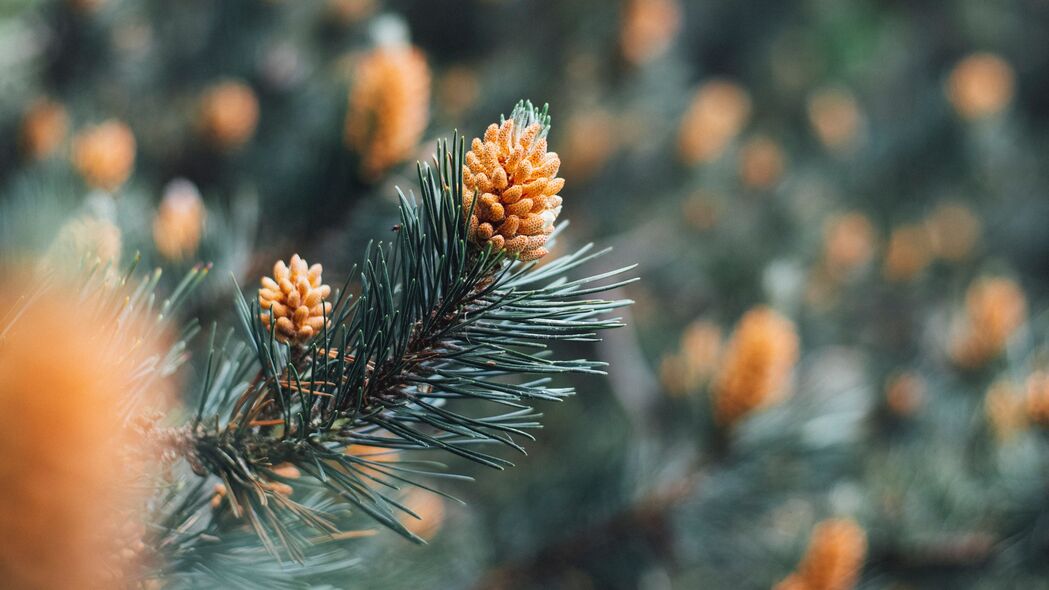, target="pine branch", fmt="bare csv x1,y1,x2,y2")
173,102,636,561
